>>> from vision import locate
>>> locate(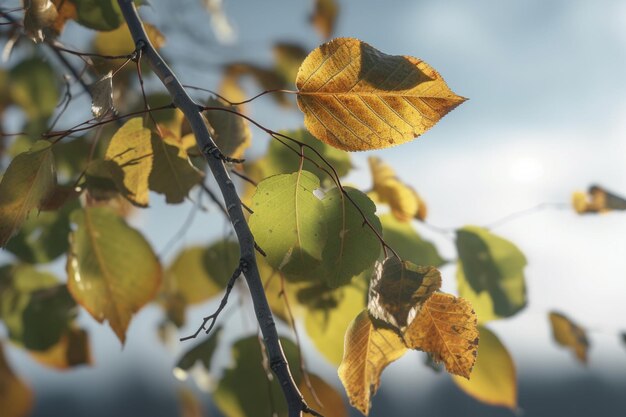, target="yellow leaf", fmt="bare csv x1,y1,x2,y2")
338,310,407,415
29,327,92,370
93,22,165,58
164,246,225,305
0,342,33,417
296,38,465,151
299,373,348,417
51,0,77,35
404,292,478,378
571,185,626,214
310,0,339,39
178,388,204,417
67,207,162,344
452,326,517,410
368,156,426,221
549,311,589,364
105,118,153,207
